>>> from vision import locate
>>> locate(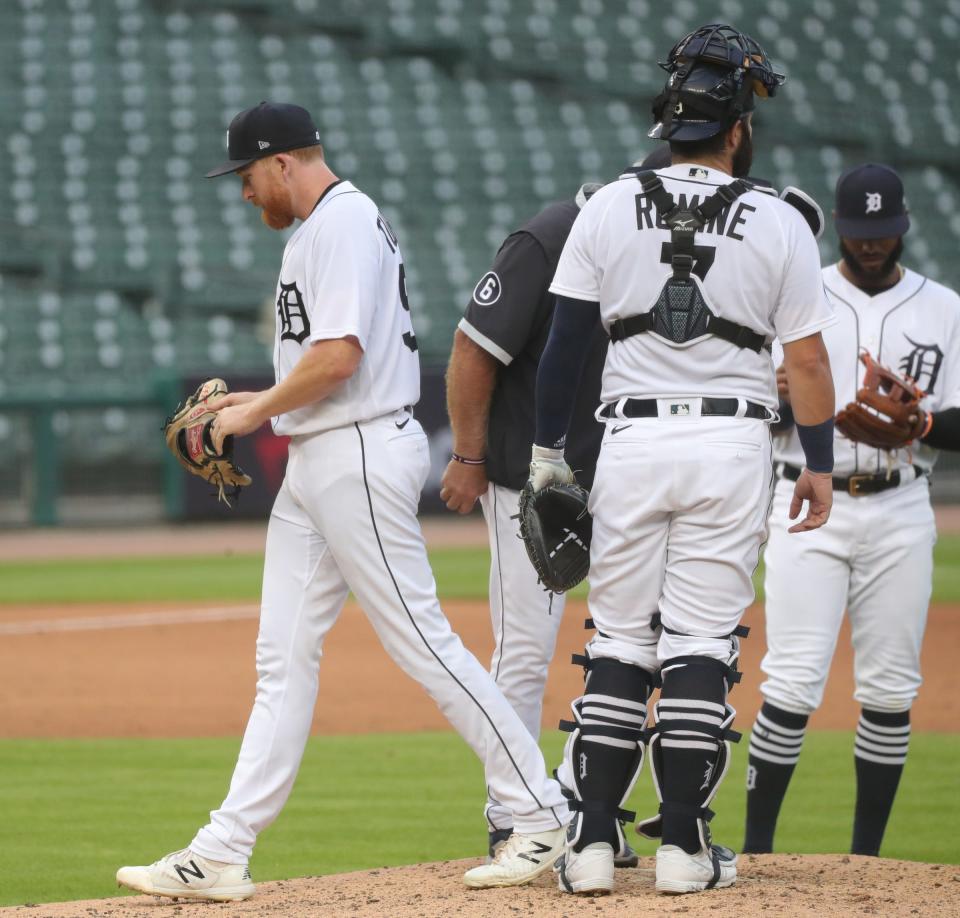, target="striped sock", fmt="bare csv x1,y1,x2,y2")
852,708,911,856
743,702,809,853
